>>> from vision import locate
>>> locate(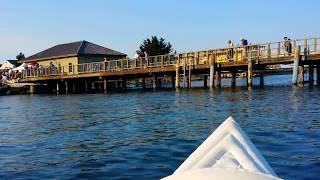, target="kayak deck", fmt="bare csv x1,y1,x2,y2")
163,117,282,180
